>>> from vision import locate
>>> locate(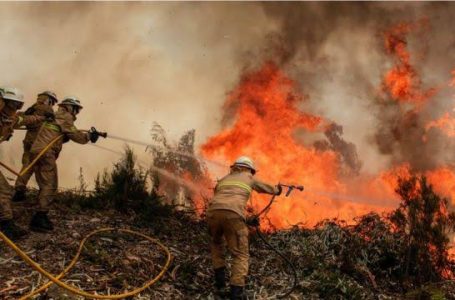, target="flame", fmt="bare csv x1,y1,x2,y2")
426,111,455,137
201,62,396,228
199,21,455,234
425,71,455,137
382,21,436,108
